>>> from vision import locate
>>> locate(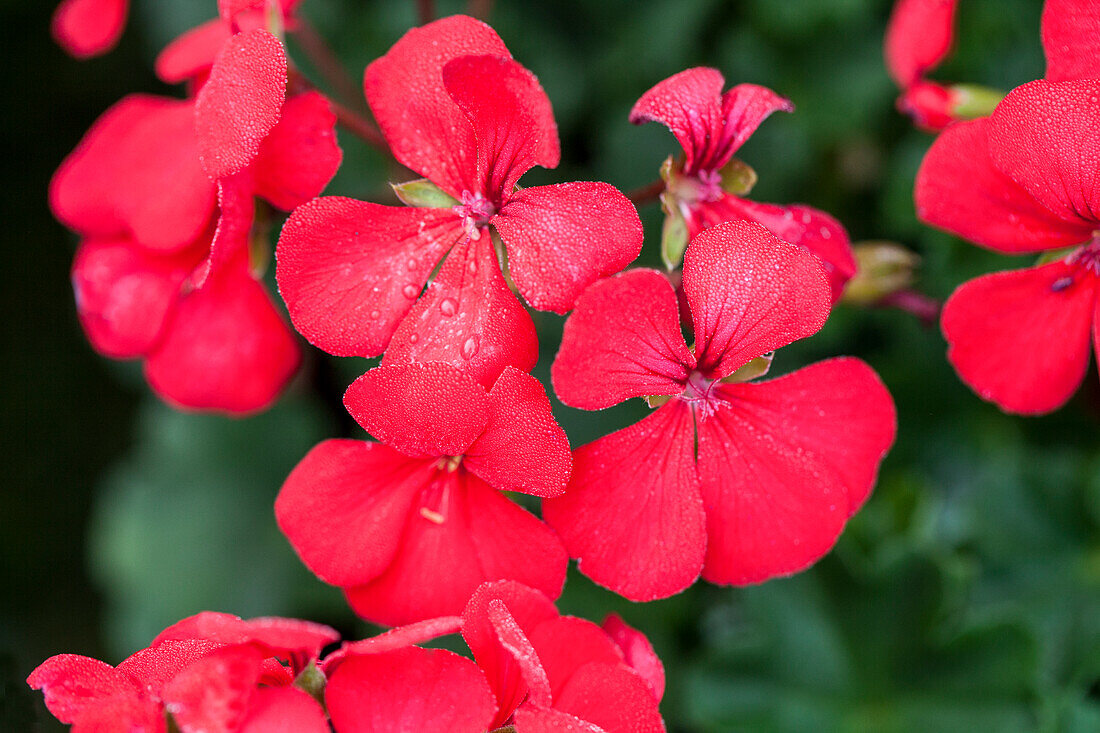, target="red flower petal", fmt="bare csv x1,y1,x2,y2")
275,197,461,357
601,615,665,702
1042,0,1100,82
276,440,434,587
195,28,288,179
251,91,342,211
343,362,490,458
193,173,255,289
461,581,560,729
942,262,1098,414
988,79,1100,230
526,616,623,701
915,117,1092,252
156,19,231,85
897,80,959,131
696,359,896,585
51,95,215,252
238,686,329,733
365,15,509,197
152,612,338,663
883,0,957,87
464,367,572,498
684,221,831,380
694,196,856,302
70,692,165,733
442,54,560,198
382,234,539,389
323,616,464,673
218,0,262,21
143,262,300,415
512,706,605,733
487,599,553,709
27,654,140,724
71,238,197,359
116,639,225,695
161,645,264,733
551,269,694,410
544,402,705,602
630,68,790,175
325,647,495,733
52,0,128,58
493,181,643,314
517,661,666,733
346,472,566,626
